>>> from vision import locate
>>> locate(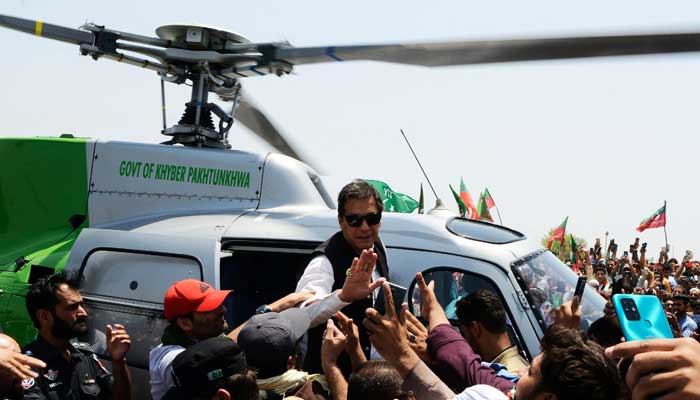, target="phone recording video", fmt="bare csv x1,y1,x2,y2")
574,276,586,305
612,294,673,341
374,282,407,316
